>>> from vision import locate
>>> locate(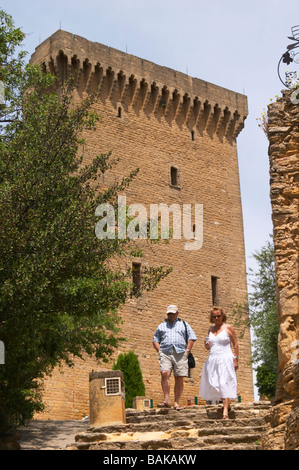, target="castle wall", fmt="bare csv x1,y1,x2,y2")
262,90,299,450
30,30,254,419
